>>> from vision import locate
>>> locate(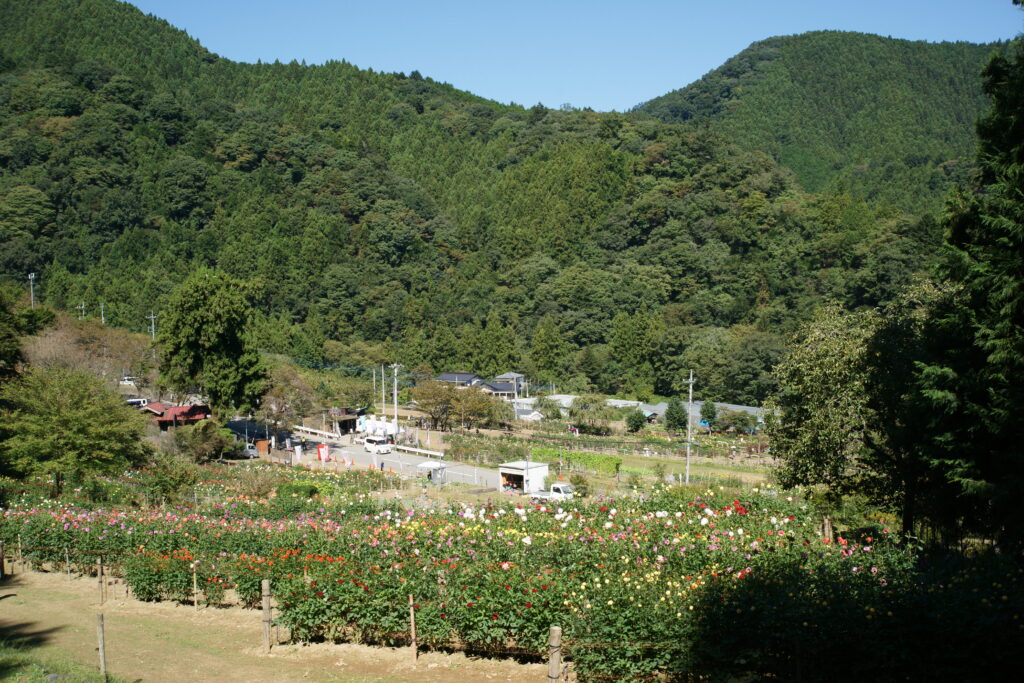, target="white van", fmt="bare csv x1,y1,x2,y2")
364,436,392,454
